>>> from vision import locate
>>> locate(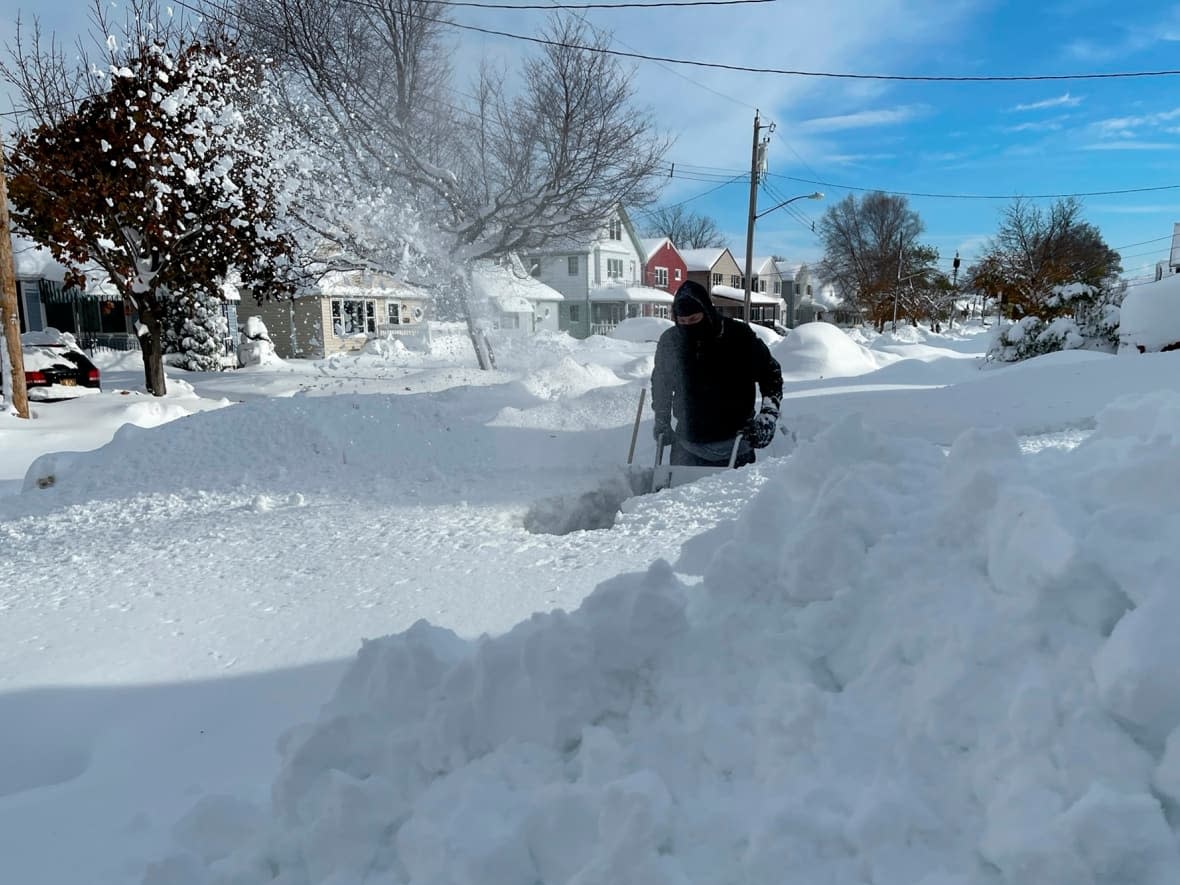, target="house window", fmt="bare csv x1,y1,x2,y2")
807,285,813,296
331,299,376,336
795,283,801,295
608,218,622,240
387,302,400,325
654,266,668,287
675,268,682,281
569,304,581,322
730,275,741,288
774,281,781,294
759,280,766,292
568,255,579,276
607,258,624,279
712,273,722,286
